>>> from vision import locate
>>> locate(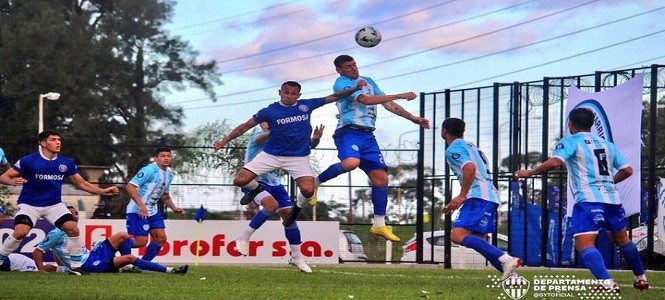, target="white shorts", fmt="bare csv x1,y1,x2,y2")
16,203,71,227
244,152,315,179
7,253,38,272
